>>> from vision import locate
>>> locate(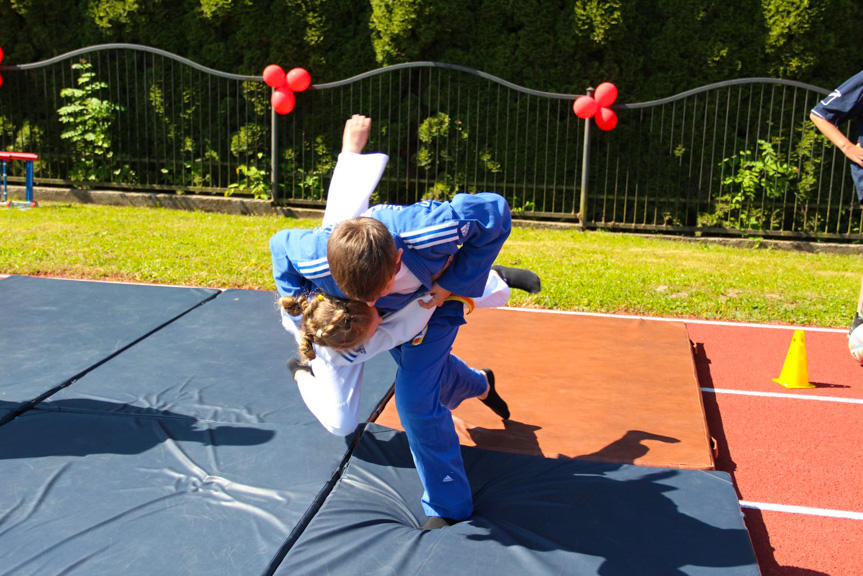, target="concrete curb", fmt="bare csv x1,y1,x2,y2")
10,185,325,220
